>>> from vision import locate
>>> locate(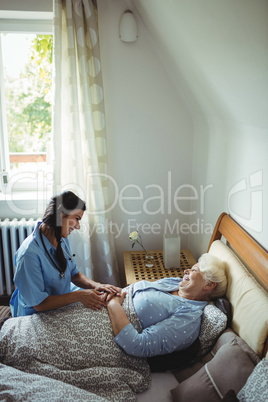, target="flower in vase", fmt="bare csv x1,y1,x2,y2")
129,230,147,254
